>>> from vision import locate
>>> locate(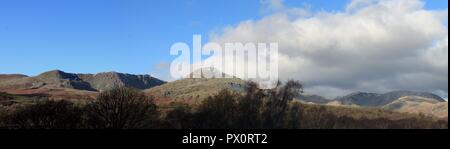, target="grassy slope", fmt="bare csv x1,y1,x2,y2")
145,78,246,105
